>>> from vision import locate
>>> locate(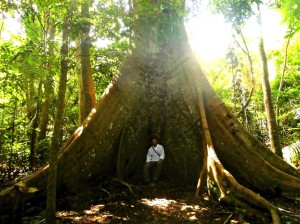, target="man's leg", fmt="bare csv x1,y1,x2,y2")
153,161,163,183
143,162,151,183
